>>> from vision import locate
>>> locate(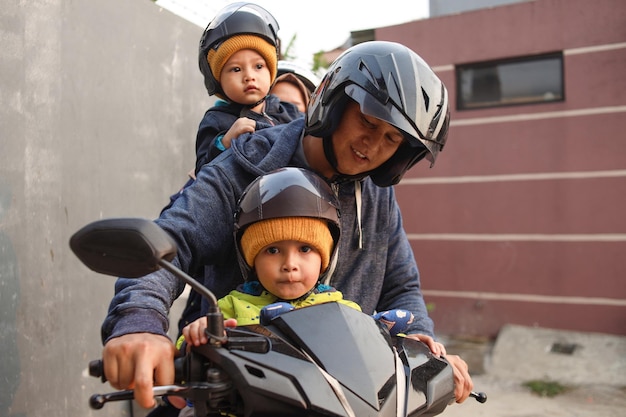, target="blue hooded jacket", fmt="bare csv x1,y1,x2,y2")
102,118,434,342
195,94,301,173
